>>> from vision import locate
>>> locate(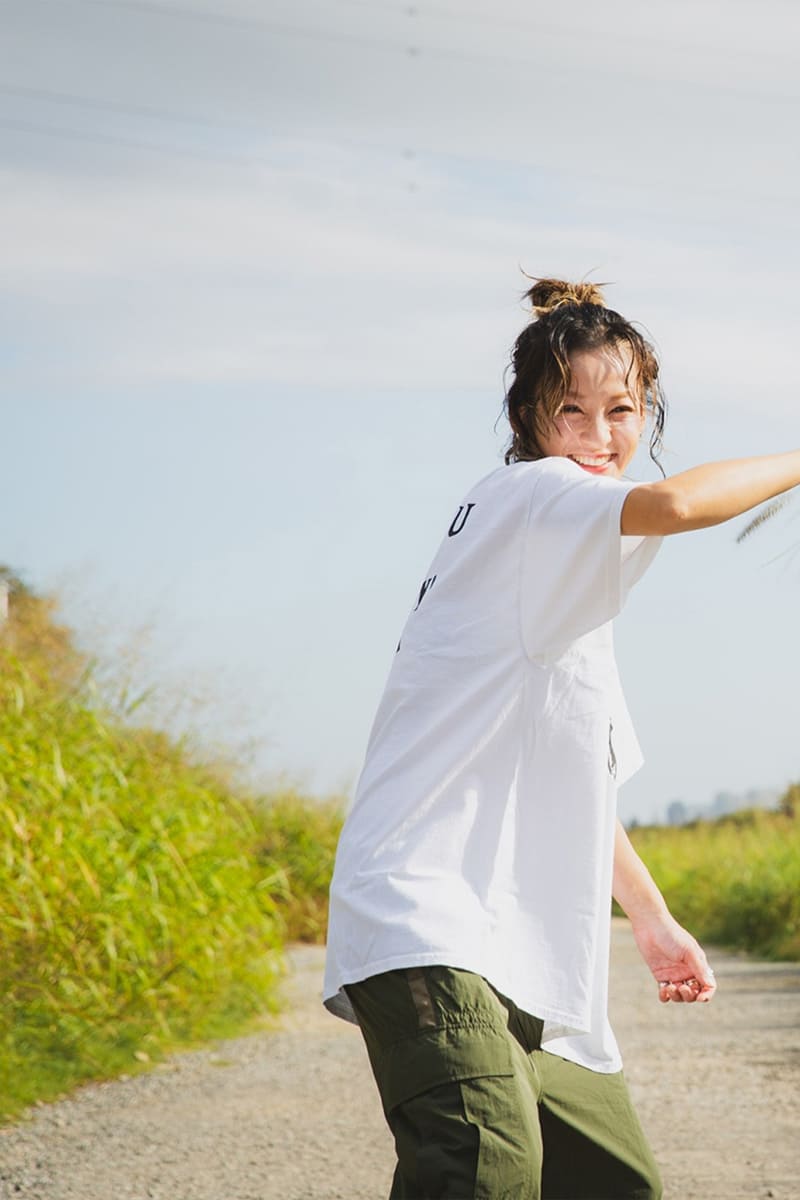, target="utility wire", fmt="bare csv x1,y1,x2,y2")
0,116,257,165
14,0,430,57
0,83,260,136
14,0,800,77
0,85,420,165
3,81,800,215
7,0,800,106
2,8,798,219
3,106,800,236
7,0,569,39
